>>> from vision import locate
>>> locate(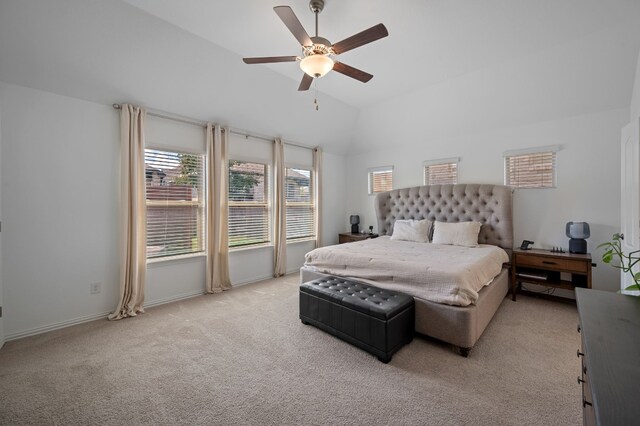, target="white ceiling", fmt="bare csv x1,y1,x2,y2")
122,0,640,108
